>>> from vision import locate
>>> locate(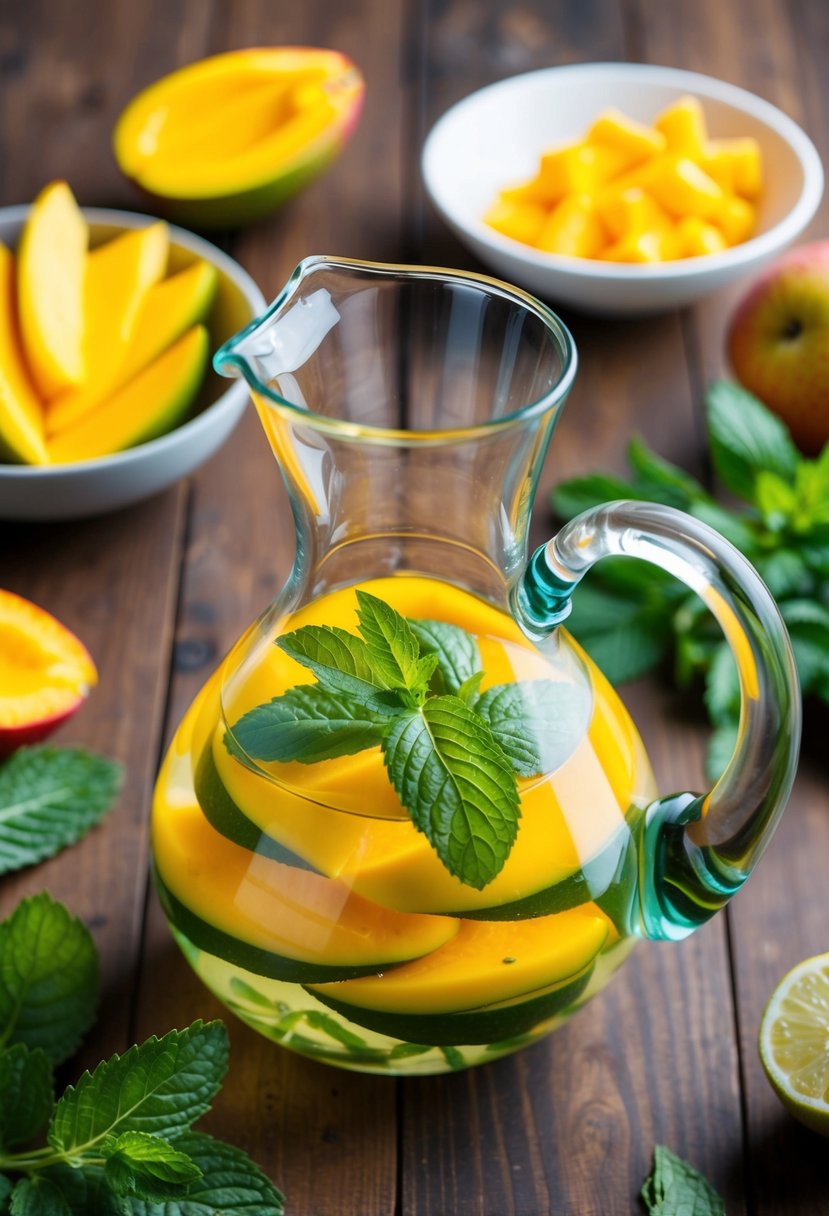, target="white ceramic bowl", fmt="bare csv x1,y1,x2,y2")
0,206,266,520
422,62,824,315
